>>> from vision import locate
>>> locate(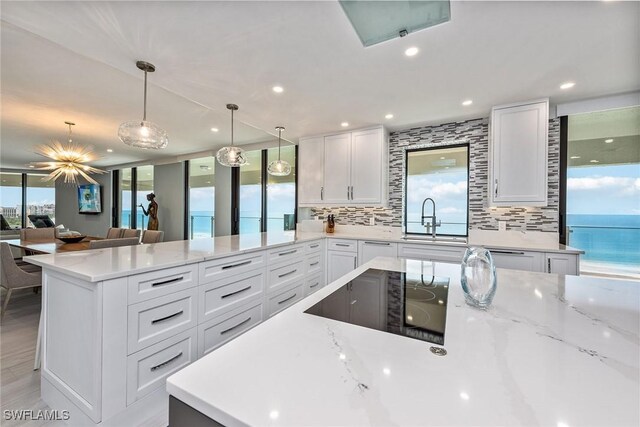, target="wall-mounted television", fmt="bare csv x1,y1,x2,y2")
78,184,102,214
